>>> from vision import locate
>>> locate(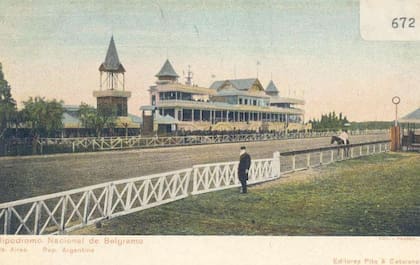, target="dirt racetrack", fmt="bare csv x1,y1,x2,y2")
0,134,388,202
